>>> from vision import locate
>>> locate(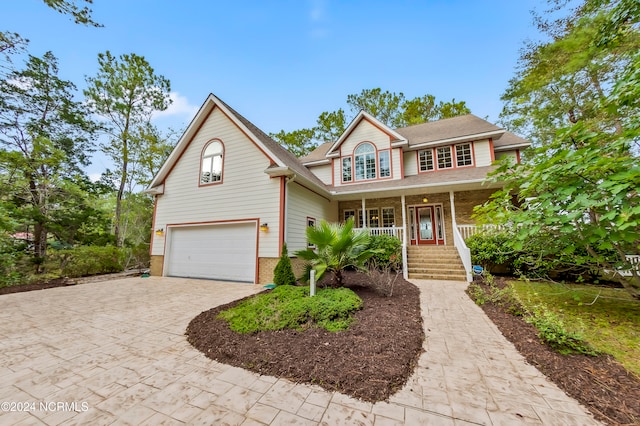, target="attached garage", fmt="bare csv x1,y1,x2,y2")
164,222,257,283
